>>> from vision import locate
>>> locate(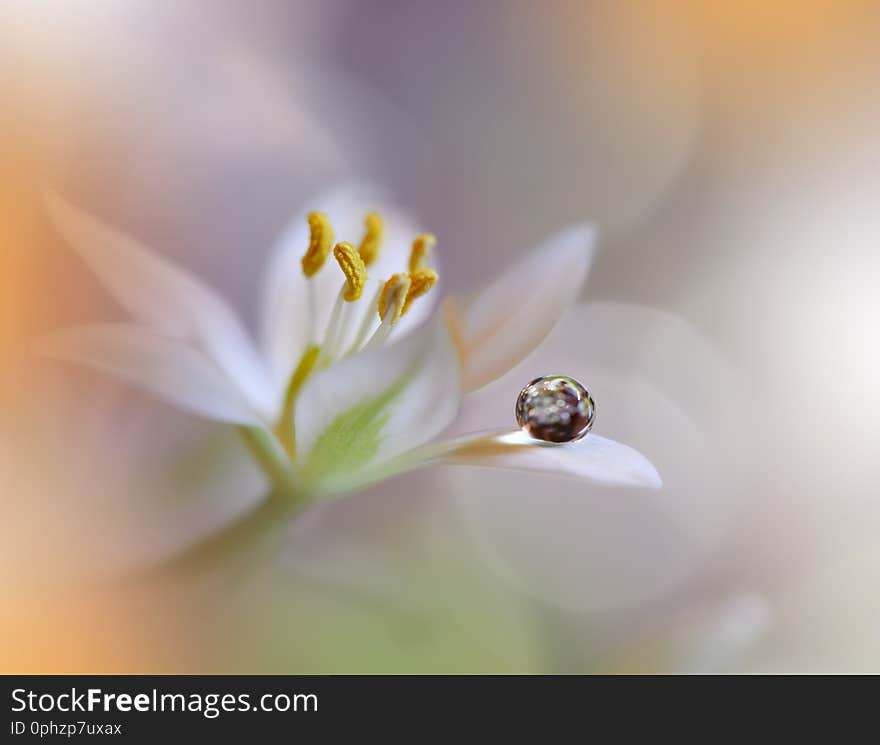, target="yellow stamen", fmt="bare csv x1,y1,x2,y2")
377,273,411,325
402,268,437,315
333,242,367,301
358,212,383,267
409,233,435,272
301,212,334,277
